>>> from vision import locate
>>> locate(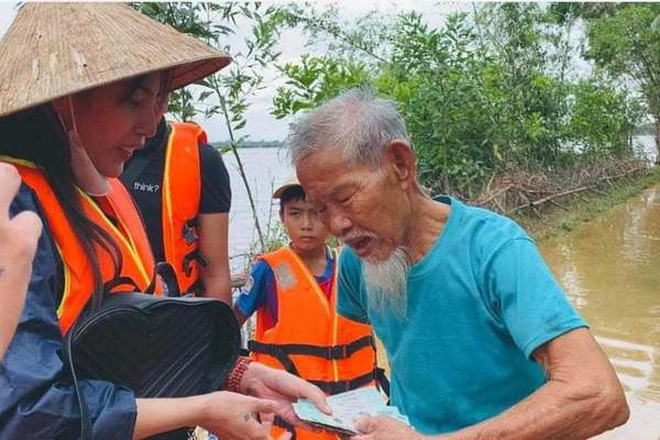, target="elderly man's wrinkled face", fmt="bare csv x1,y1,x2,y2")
297,146,412,264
